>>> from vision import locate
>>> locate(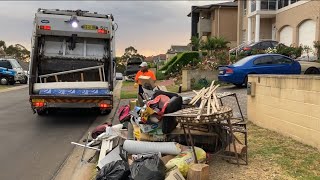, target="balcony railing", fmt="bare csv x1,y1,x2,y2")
261,0,277,10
